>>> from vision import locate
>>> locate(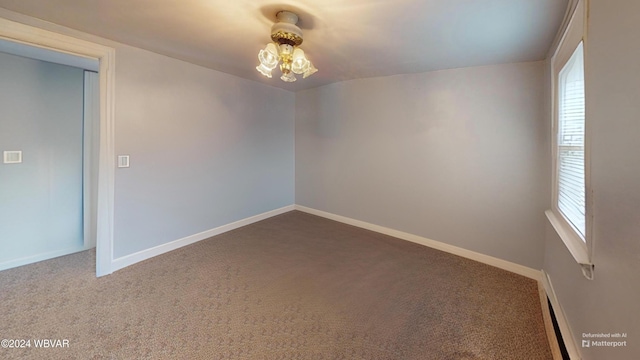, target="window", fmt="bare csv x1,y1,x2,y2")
557,42,585,239
546,0,592,275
